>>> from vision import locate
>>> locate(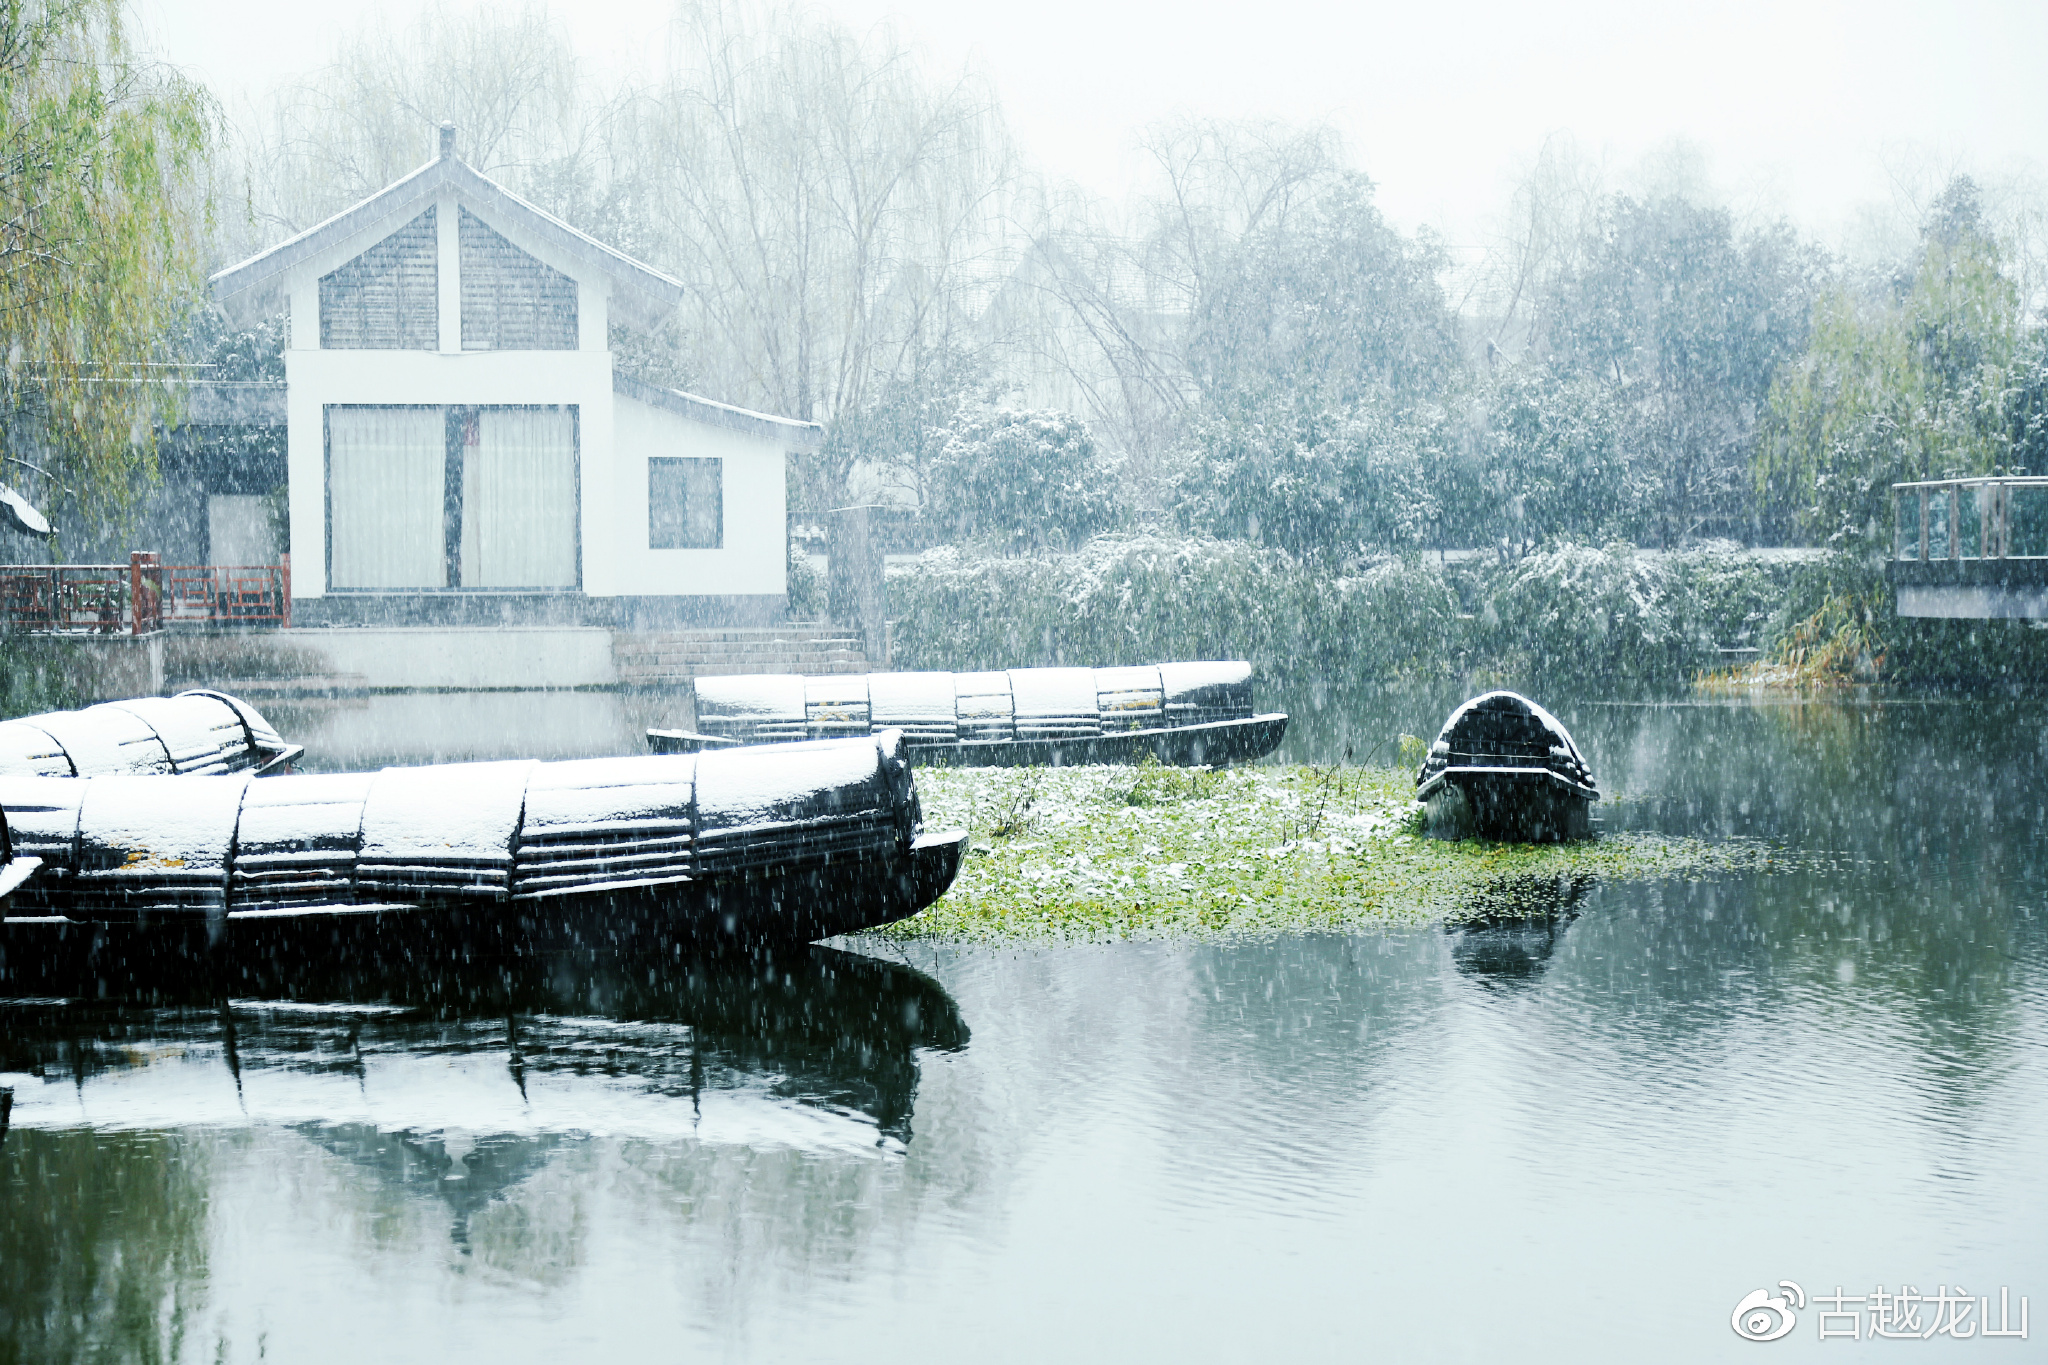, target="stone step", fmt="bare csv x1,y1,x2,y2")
621,661,872,681
618,634,851,650
612,623,870,685
610,654,868,671
617,638,865,652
